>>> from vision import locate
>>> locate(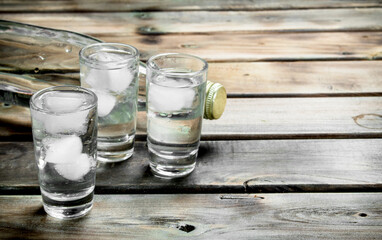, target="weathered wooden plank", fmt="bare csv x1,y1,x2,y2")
1,139,381,193
1,97,382,139
1,0,381,12
2,8,382,35
201,97,382,139
1,193,382,239
104,32,382,62
208,61,382,95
